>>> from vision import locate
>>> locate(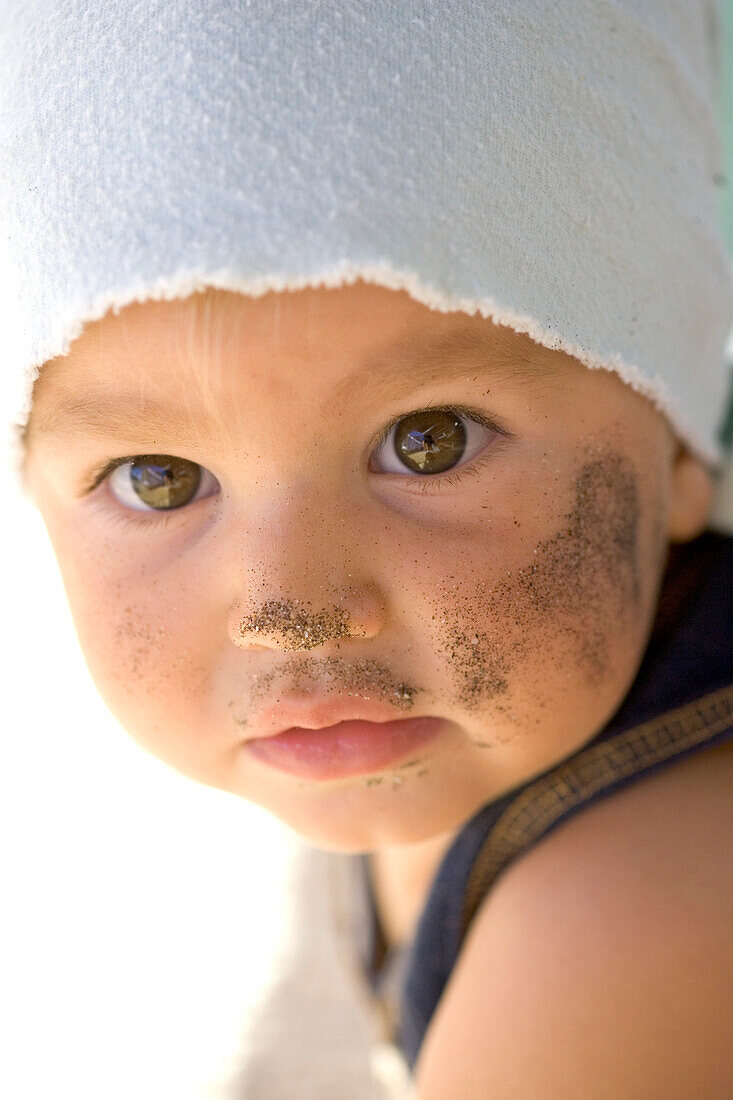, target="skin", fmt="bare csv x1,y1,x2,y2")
24,281,713,886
